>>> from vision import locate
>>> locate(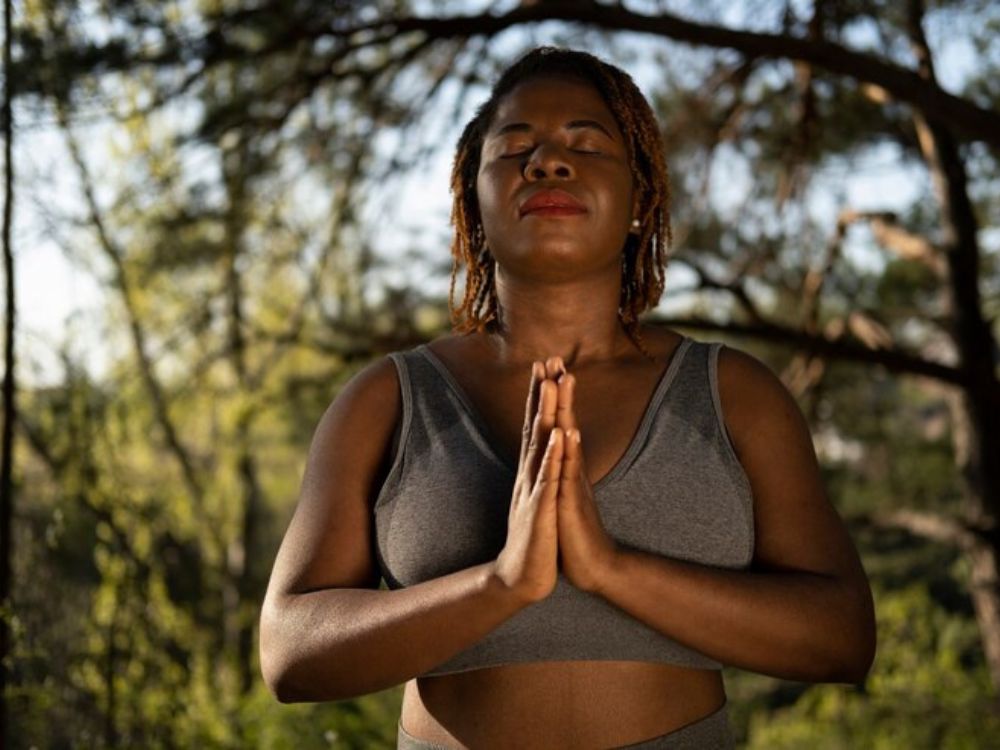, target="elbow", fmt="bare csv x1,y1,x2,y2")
266,675,313,705
790,627,874,684
258,599,313,704
265,668,357,705
259,601,356,703
260,635,329,704
781,580,876,684
260,650,301,704
263,671,299,705
820,590,877,684
840,616,877,684
259,623,299,703
844,581,878,683
818,640,874,684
